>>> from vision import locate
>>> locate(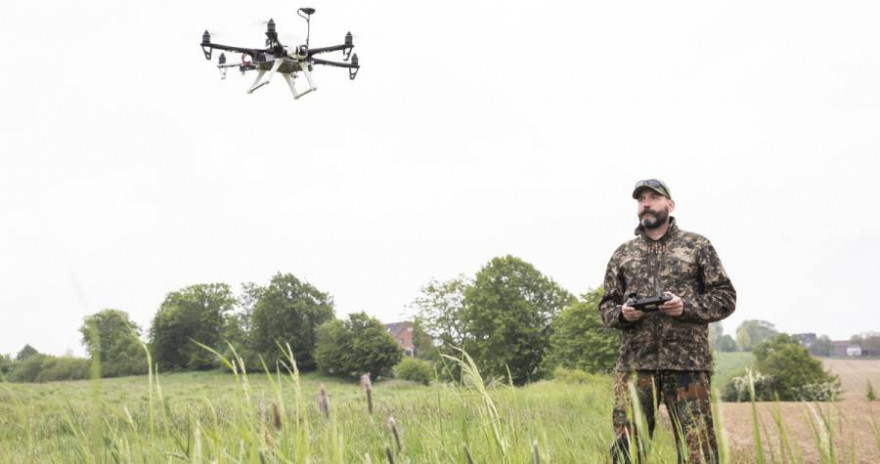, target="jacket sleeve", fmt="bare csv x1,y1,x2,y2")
599,248,634,329
679,241,736,323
